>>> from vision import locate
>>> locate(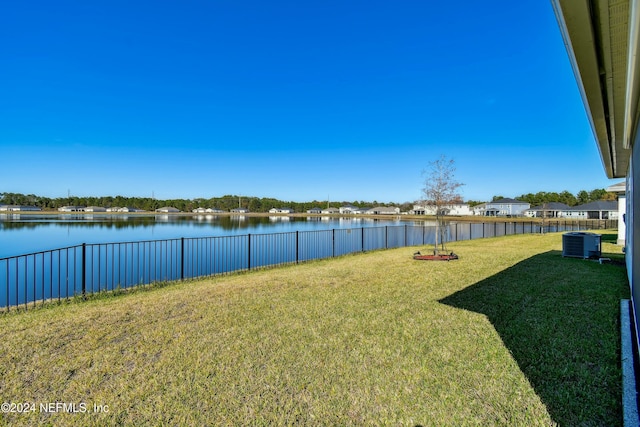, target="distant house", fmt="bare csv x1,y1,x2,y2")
607,181,626,245
206,208,225,213
0,205,41,212
155,207,180,213
84,206,107,212
58,206,84,212
231,208,250,214
307,207,323,214
472,203,487,216
192,207,207,213
106,207,121,212
564,200,618,220
321,207,340,214
483,198,530,217
524,202,571,218
269,207,295,214
412,203,470,216
366,206,400,215
340,205,367,214
120,207,144,213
